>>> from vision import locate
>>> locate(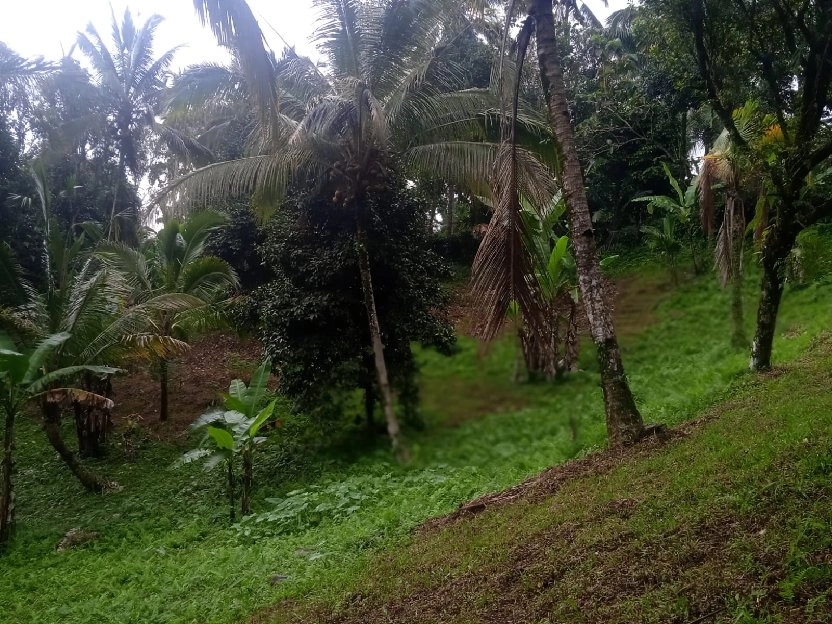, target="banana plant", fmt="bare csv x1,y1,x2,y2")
1,331,119,548
513,196,582,380
634,163,703,283
183,360,278,521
